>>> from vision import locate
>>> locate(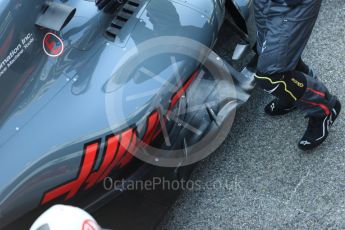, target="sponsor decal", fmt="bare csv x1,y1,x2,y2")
82,219,99,230
41,129,137,204
291,78,304,88
0,32,34,78
40,72,199,204
43,32,64,57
